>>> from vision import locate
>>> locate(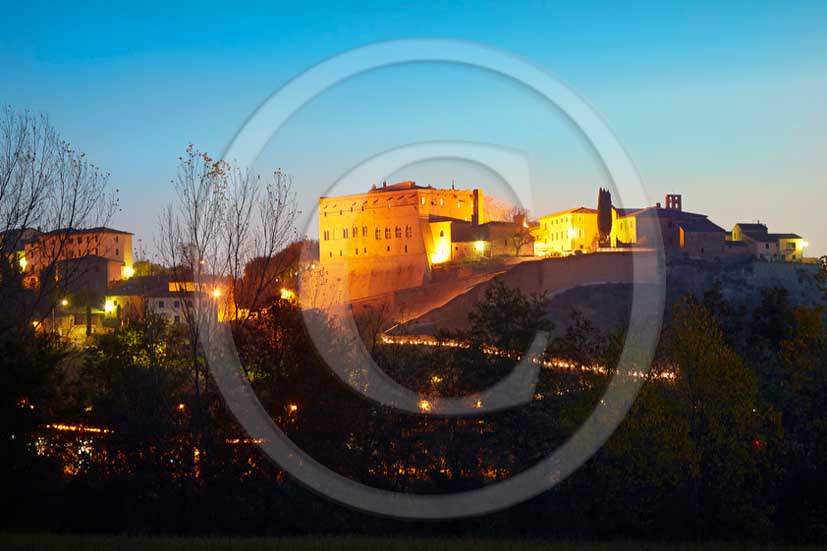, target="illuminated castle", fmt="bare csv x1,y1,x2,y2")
317,181,531,303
